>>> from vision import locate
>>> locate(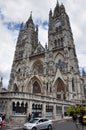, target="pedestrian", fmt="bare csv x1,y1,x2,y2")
72,114,77,122
0,115,2,128
30,112,34,121
1,120,5,128
28,113,31,121
61,113,63,118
